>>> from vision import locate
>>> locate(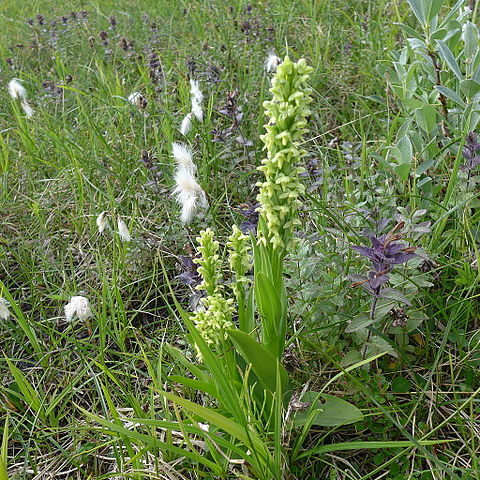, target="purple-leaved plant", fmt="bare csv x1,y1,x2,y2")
350,222,417,357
